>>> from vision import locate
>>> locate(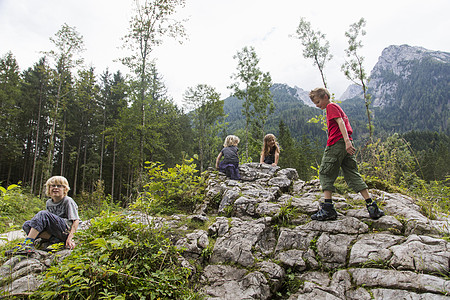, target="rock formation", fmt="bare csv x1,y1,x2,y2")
2,163,450,299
